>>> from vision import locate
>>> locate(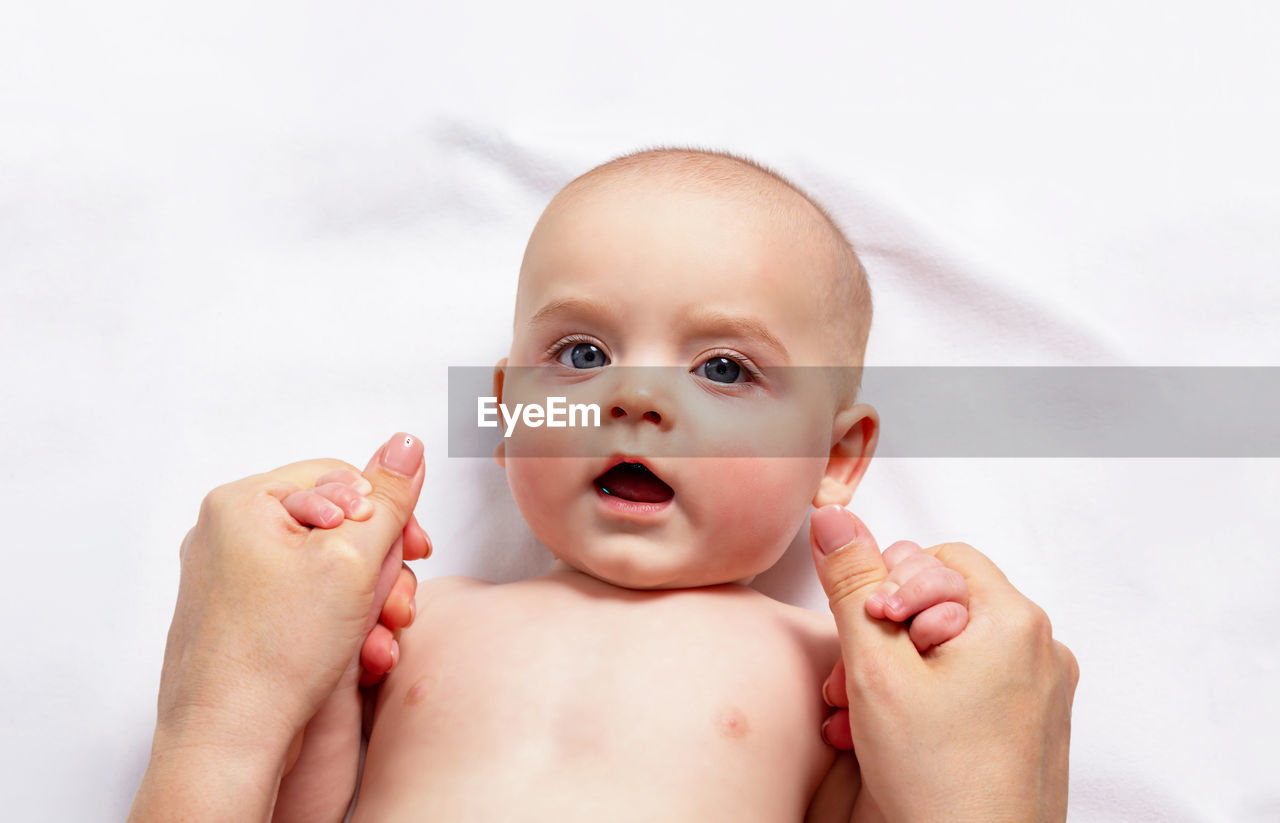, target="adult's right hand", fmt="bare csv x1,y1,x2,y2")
129,433,425,823
809,506,1079,823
